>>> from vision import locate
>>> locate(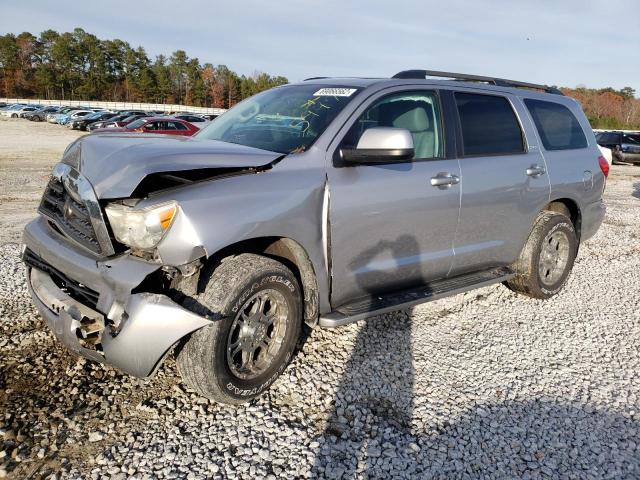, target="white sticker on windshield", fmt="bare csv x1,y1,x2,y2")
313,88,357,97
